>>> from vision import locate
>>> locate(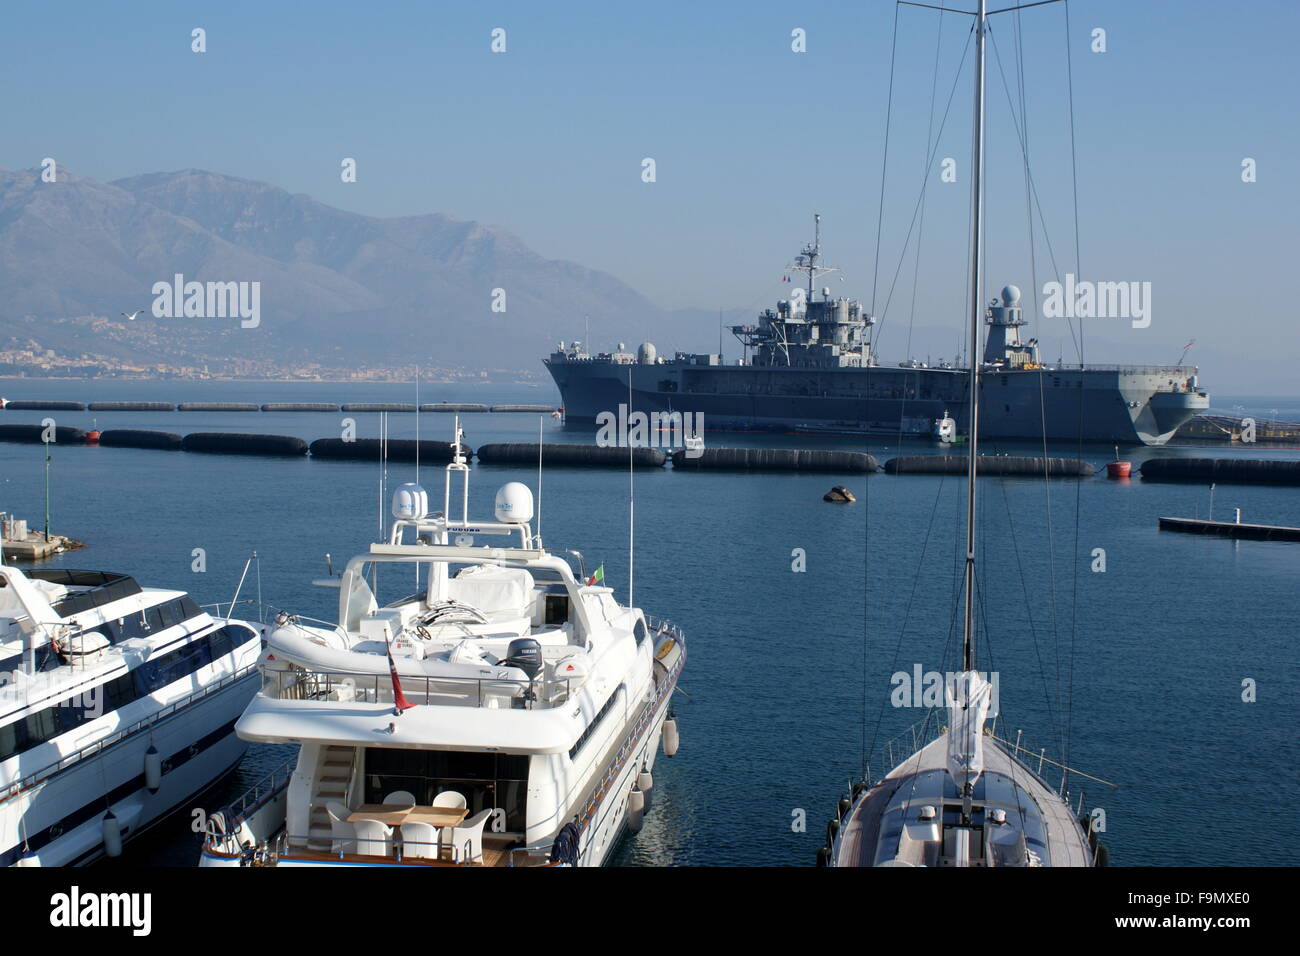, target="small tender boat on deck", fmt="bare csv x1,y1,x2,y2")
200,423,686,867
